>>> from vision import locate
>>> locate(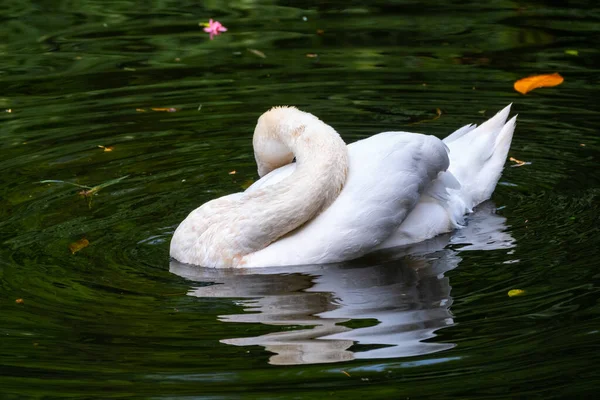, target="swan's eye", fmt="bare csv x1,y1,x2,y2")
292,157,296,163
